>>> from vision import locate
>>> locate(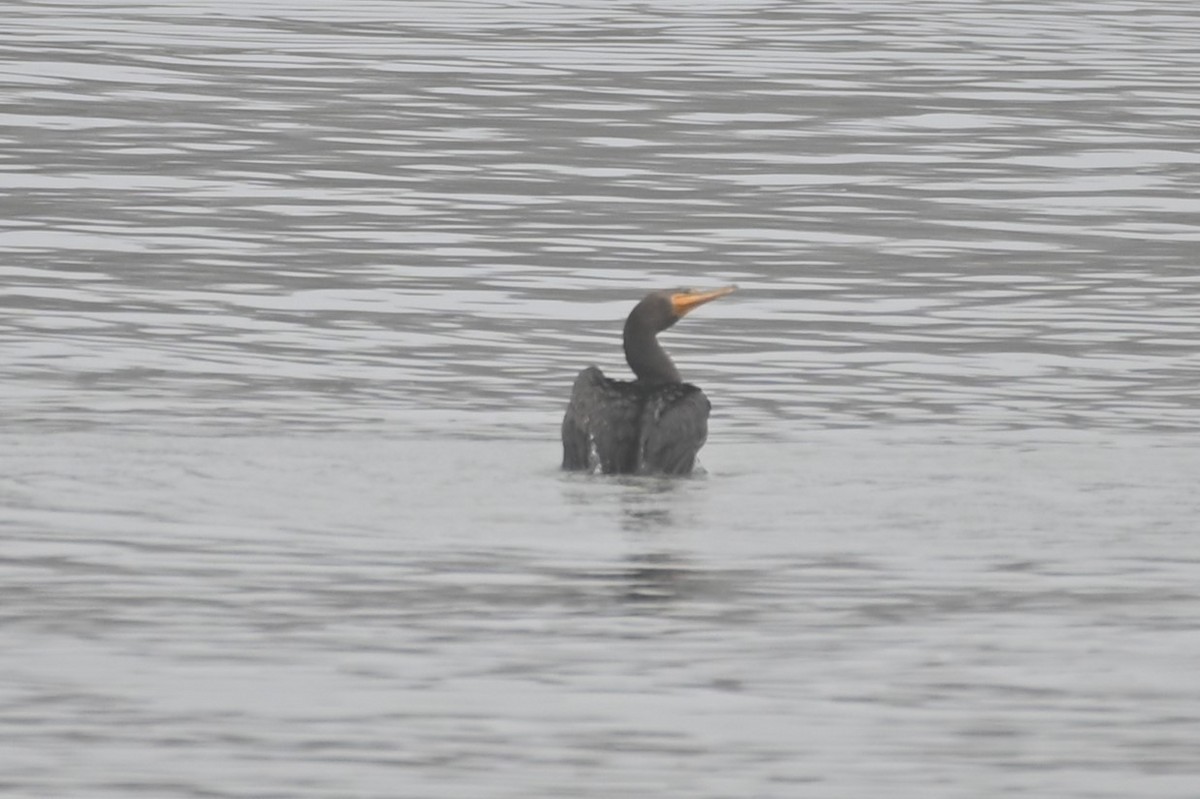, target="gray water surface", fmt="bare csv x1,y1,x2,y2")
3,1,1200,796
